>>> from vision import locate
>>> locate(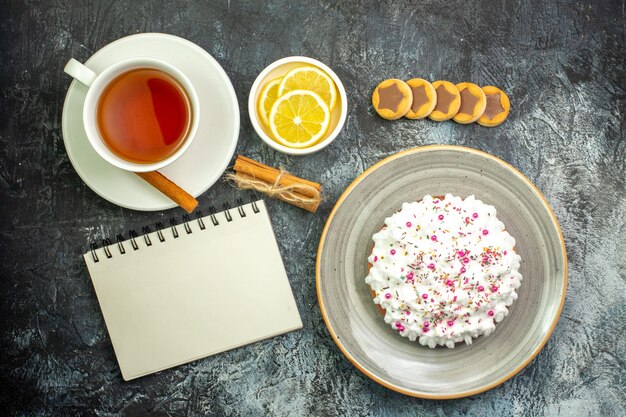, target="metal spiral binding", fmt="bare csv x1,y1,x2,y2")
208,207,219,226
116,234,126,254
237,198,246,217
89,198,259,261
129,230,139,250
223,202,233,222
102,238,113,258
196,210,206,230
181,214,192,233
141,226,152,246
169,218,179,238
90,242,99,263
155,222,165,242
